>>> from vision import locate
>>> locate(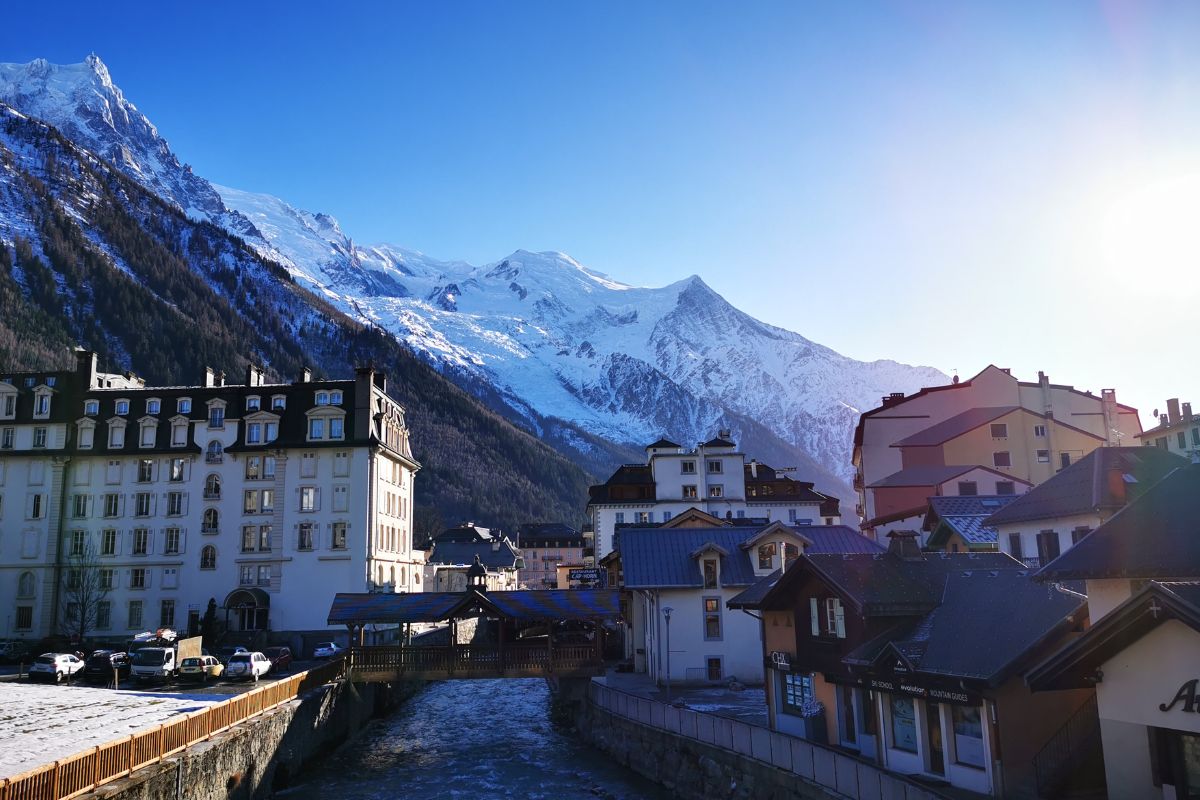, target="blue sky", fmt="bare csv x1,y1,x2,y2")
3,2,1199,425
